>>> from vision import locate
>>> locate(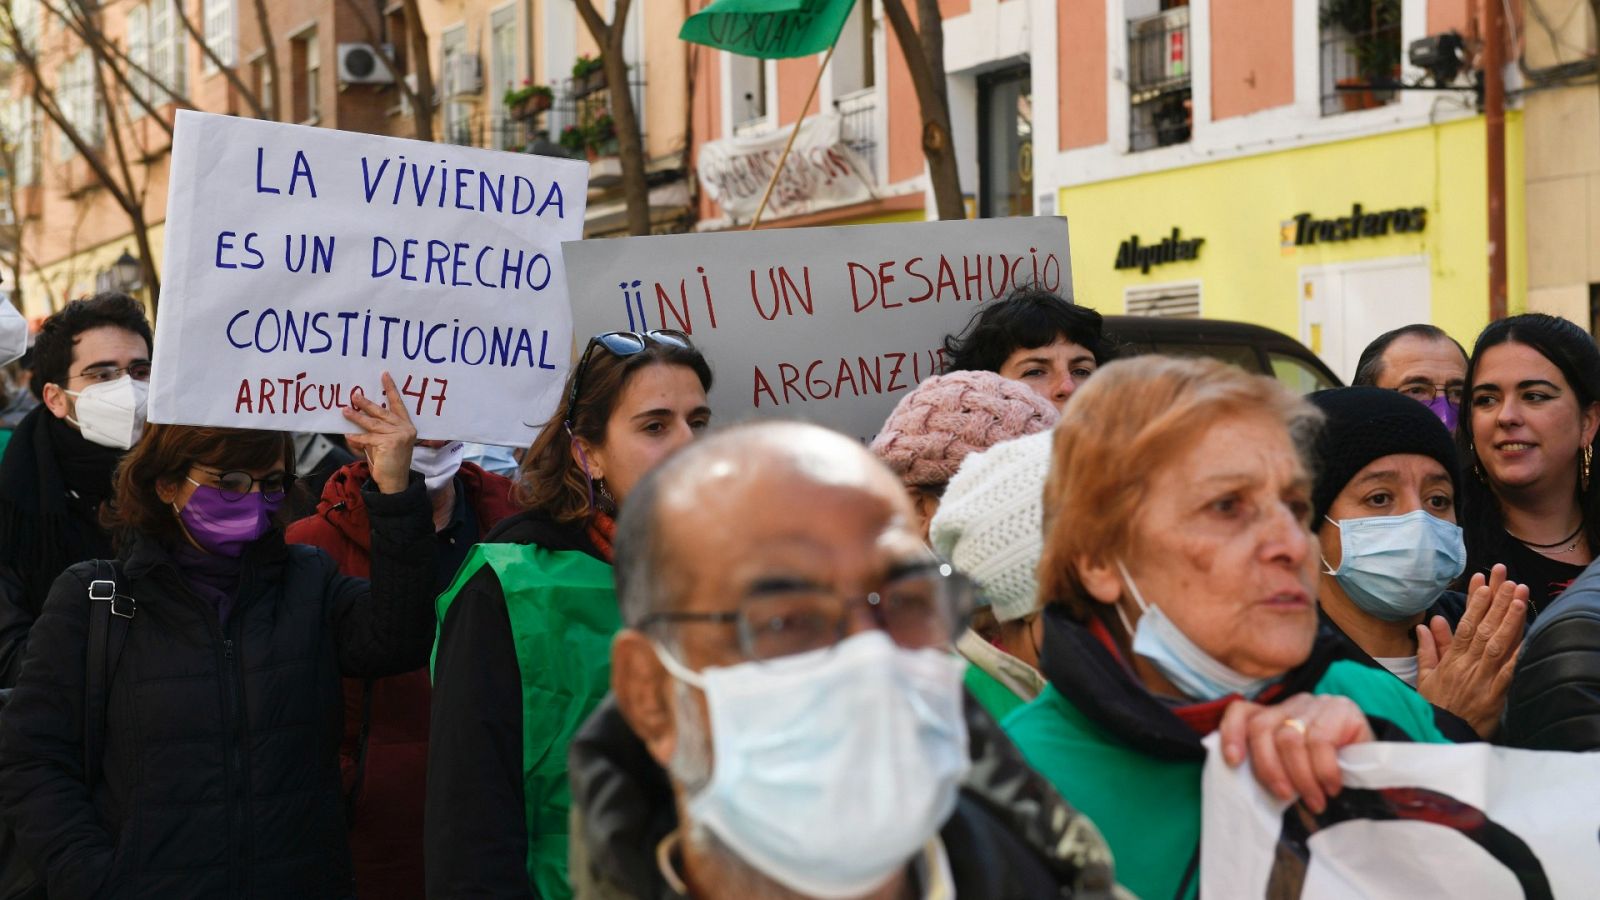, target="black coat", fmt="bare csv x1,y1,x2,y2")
0,477,436,899
1503,559,1600,750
